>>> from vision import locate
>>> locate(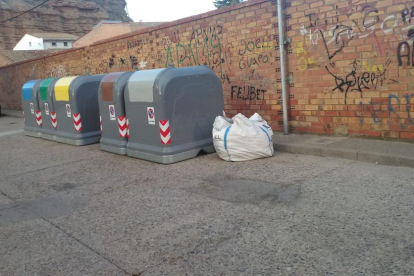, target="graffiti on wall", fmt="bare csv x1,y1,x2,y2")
92,53,145,74
78,22,277,92
397,29,414,66
190,25,223,44
305,4,414,45
240,69,277,89
295,41,319,70
299,2,414,75
25,62,68,80
165,33,226,77
127,37,152,50
46,65,67,78
358,94,414,129
160,31,180,50
0,13,280,108
231,85,267,100
295,1,414,109
325,59,397,103
162,33,276,87
238,37,273,70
